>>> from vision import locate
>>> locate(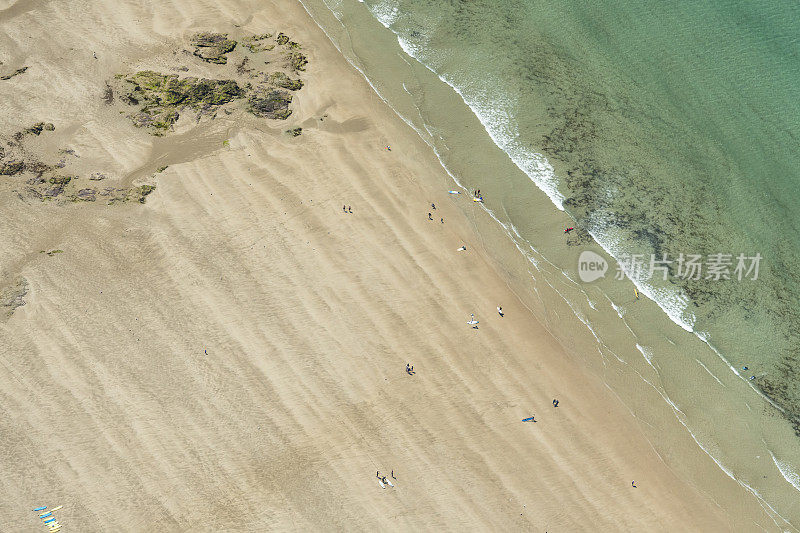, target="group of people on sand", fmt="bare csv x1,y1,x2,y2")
406,363,415,375
342,205,353,213
428,203,444,223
